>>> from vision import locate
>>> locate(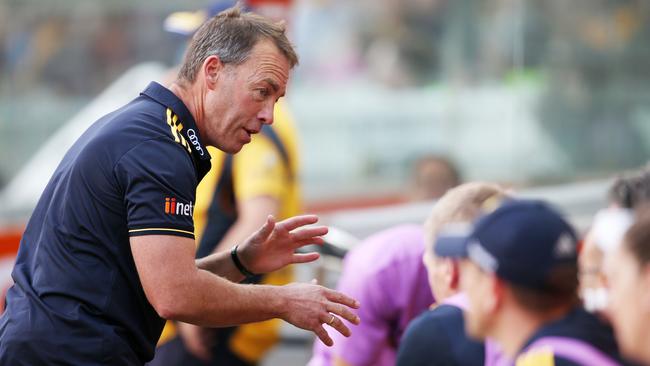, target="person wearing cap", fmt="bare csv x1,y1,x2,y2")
0,7,360,365
436,199,630,366
605,209,650,366
396,182,506,366
151,2,302,366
